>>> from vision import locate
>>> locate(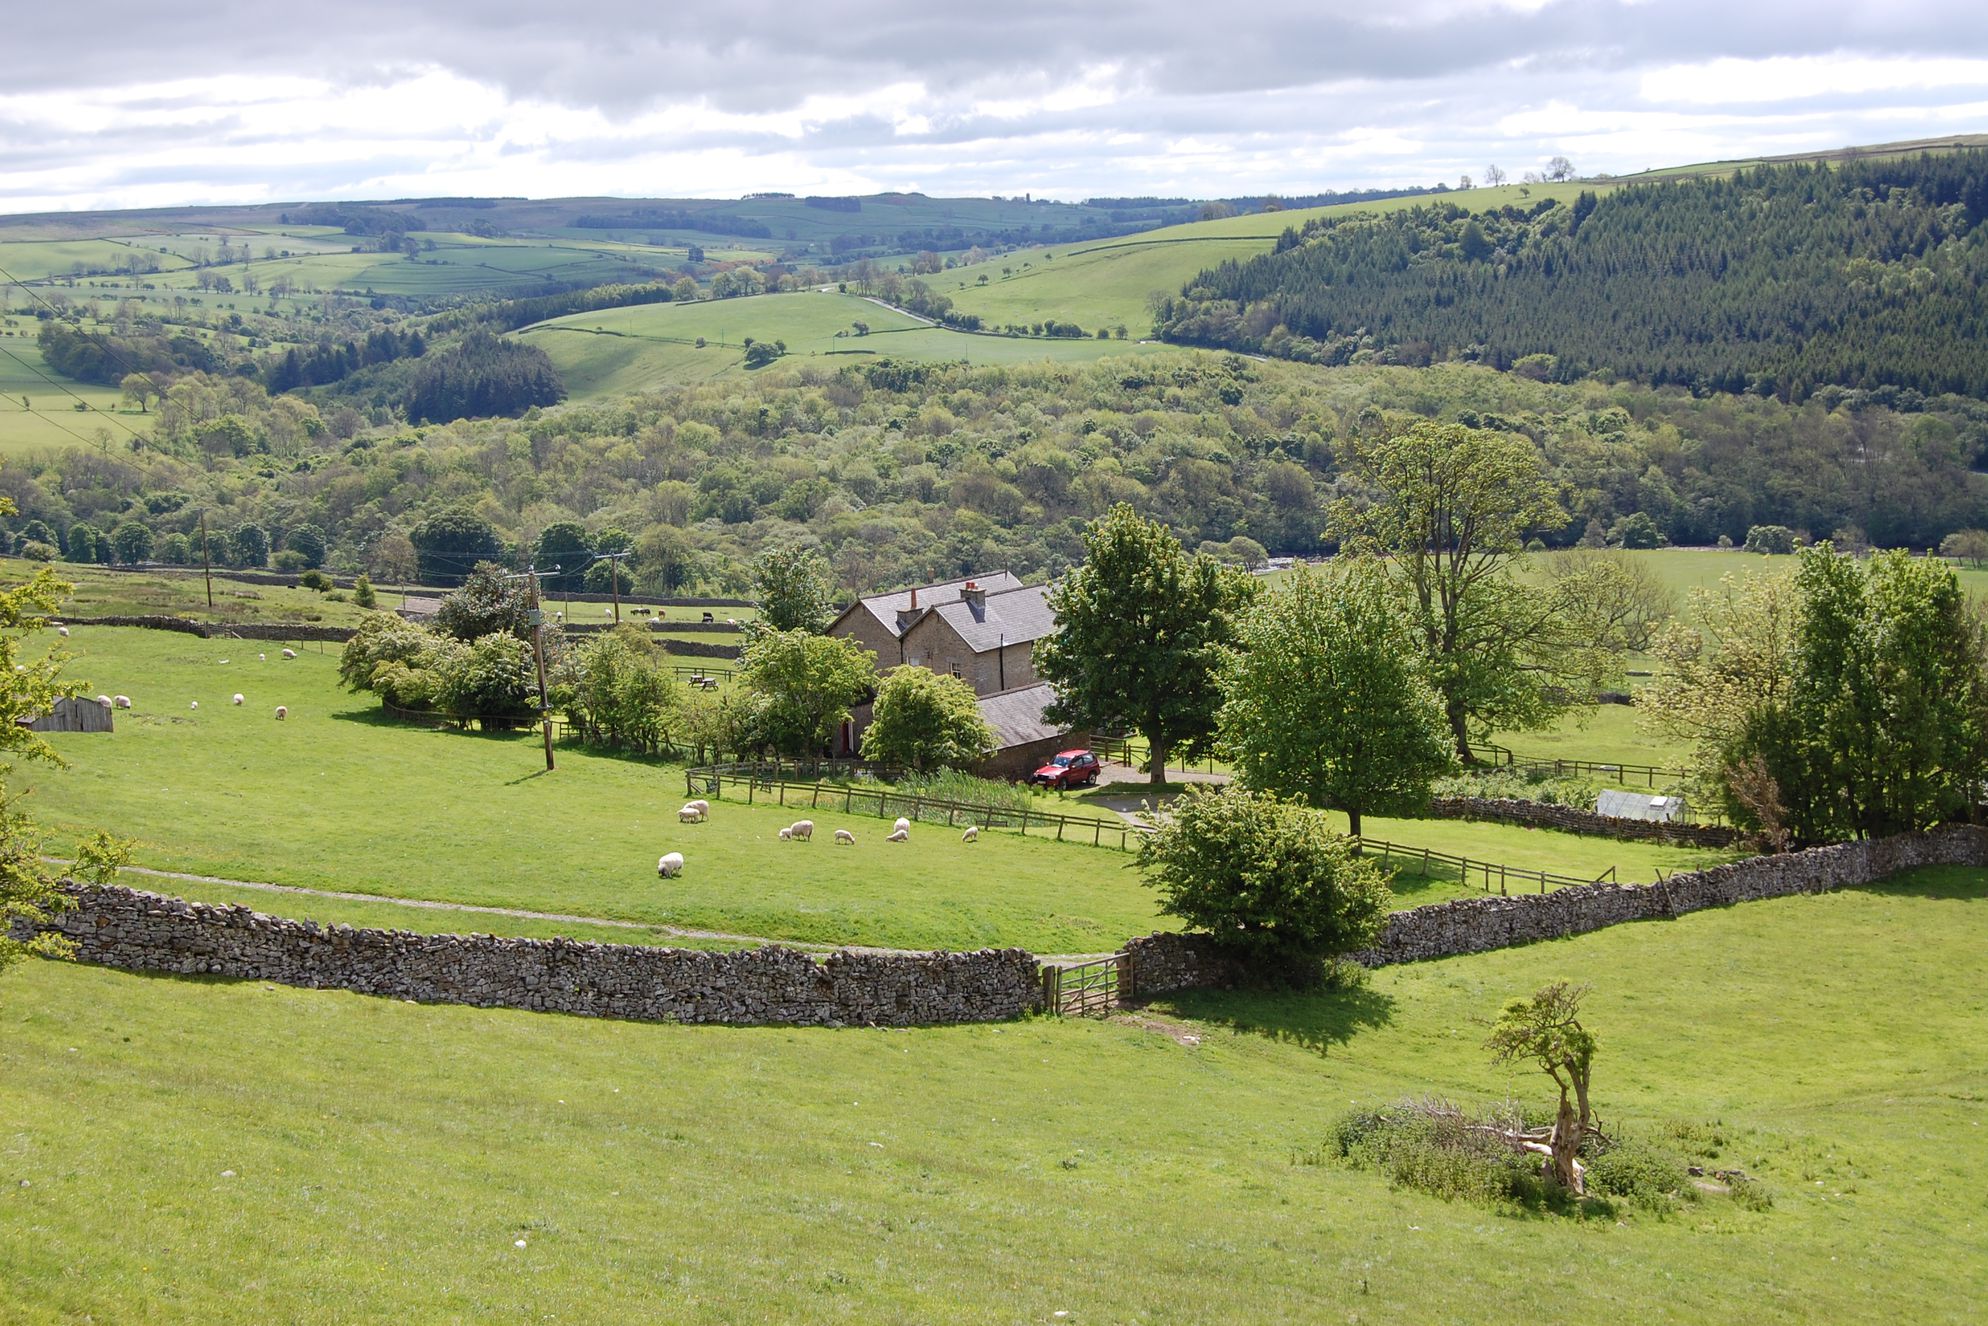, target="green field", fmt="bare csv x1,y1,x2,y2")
939,184,1596,335
520,291,1173,402
0,560,400,627
19,627,1737,955
3,861,1982,1322
0,336,132,455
